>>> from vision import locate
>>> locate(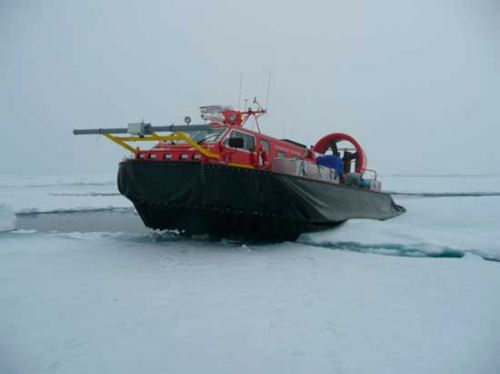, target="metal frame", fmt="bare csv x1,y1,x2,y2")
73,124,220,159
